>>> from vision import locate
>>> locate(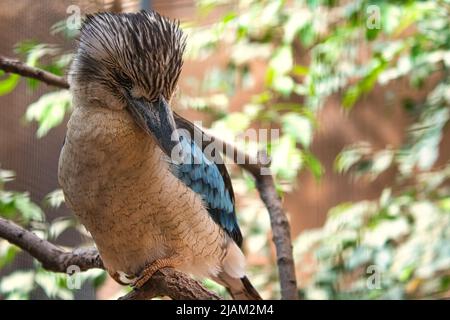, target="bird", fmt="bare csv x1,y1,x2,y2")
58,10,261,300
